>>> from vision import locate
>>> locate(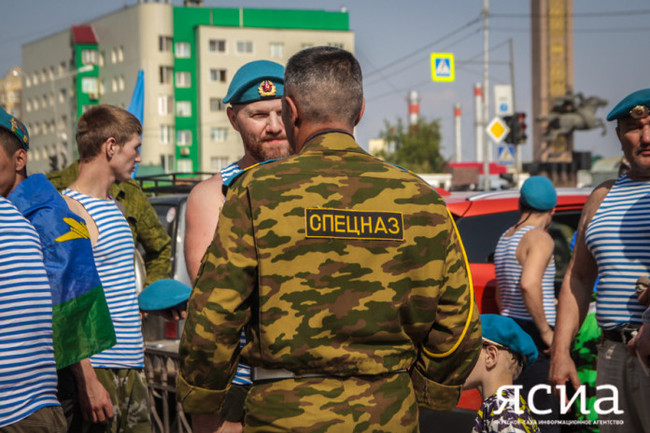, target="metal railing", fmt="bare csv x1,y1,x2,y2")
144,345,192,433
